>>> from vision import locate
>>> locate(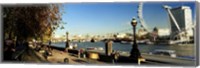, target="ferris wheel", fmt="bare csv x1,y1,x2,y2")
137,2,149,32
